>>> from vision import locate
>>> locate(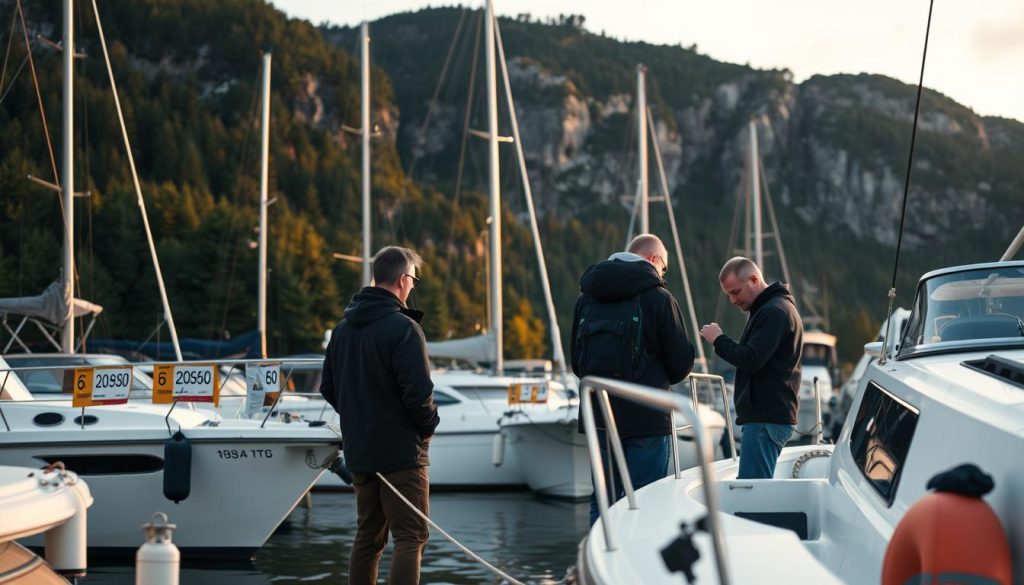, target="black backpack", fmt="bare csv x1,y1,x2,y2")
575,297,646,380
